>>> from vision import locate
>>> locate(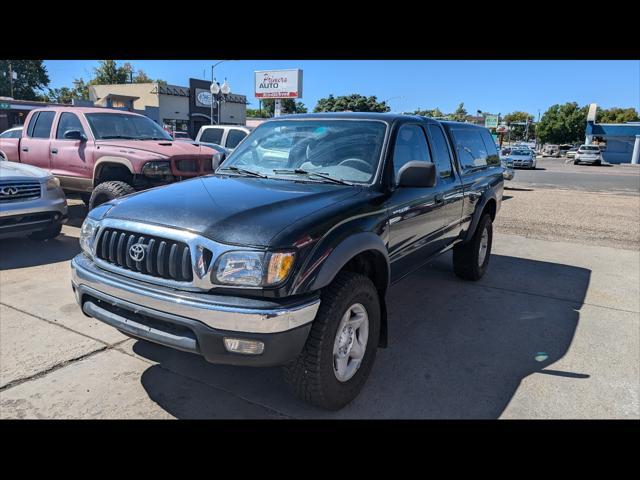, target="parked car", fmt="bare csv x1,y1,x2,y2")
542,144,560,157
195,125,254,151
506,148,537,169
0,127,23,161
566,147,579,159
172,131,192,141
573,145,602,165
1,157,67,240
558,144,573,156
71,113,503,410
0,107,220,210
